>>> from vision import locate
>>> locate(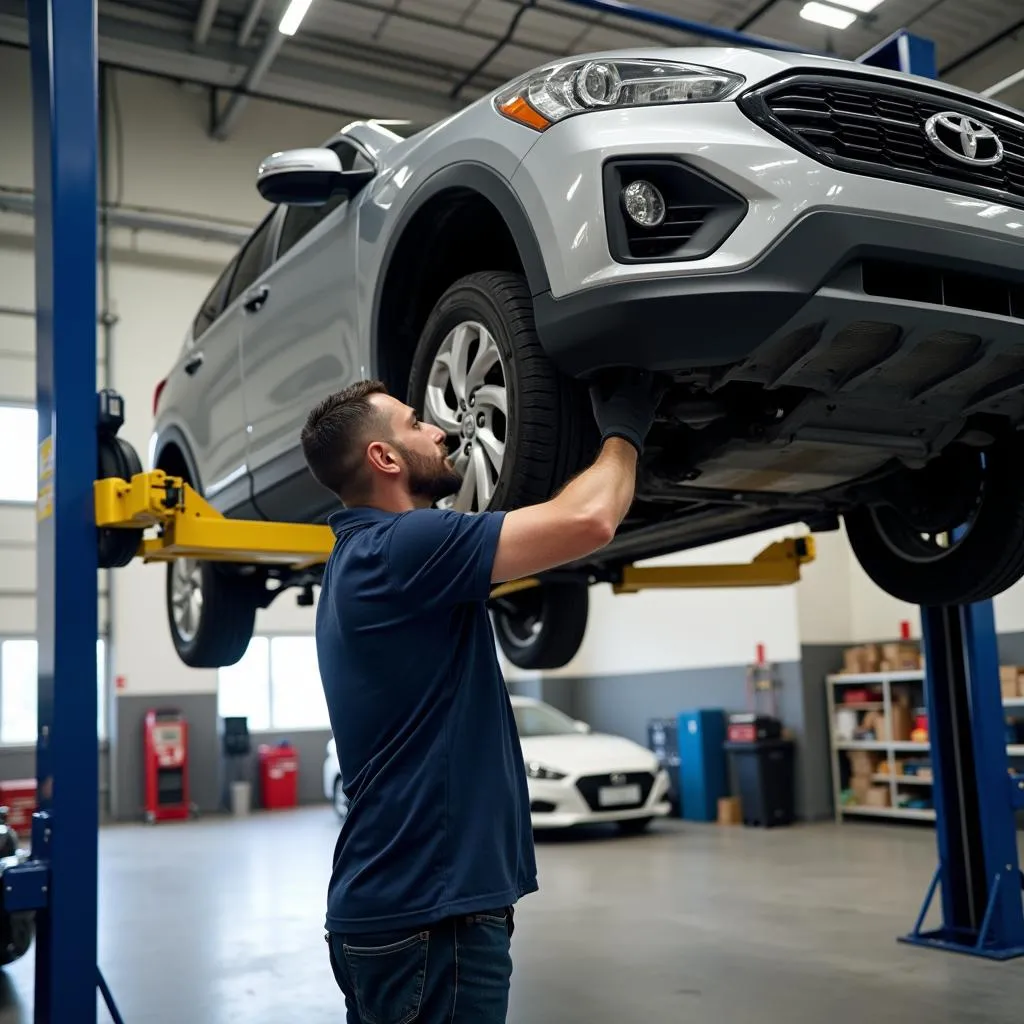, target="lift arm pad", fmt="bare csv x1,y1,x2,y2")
612,536,816,593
